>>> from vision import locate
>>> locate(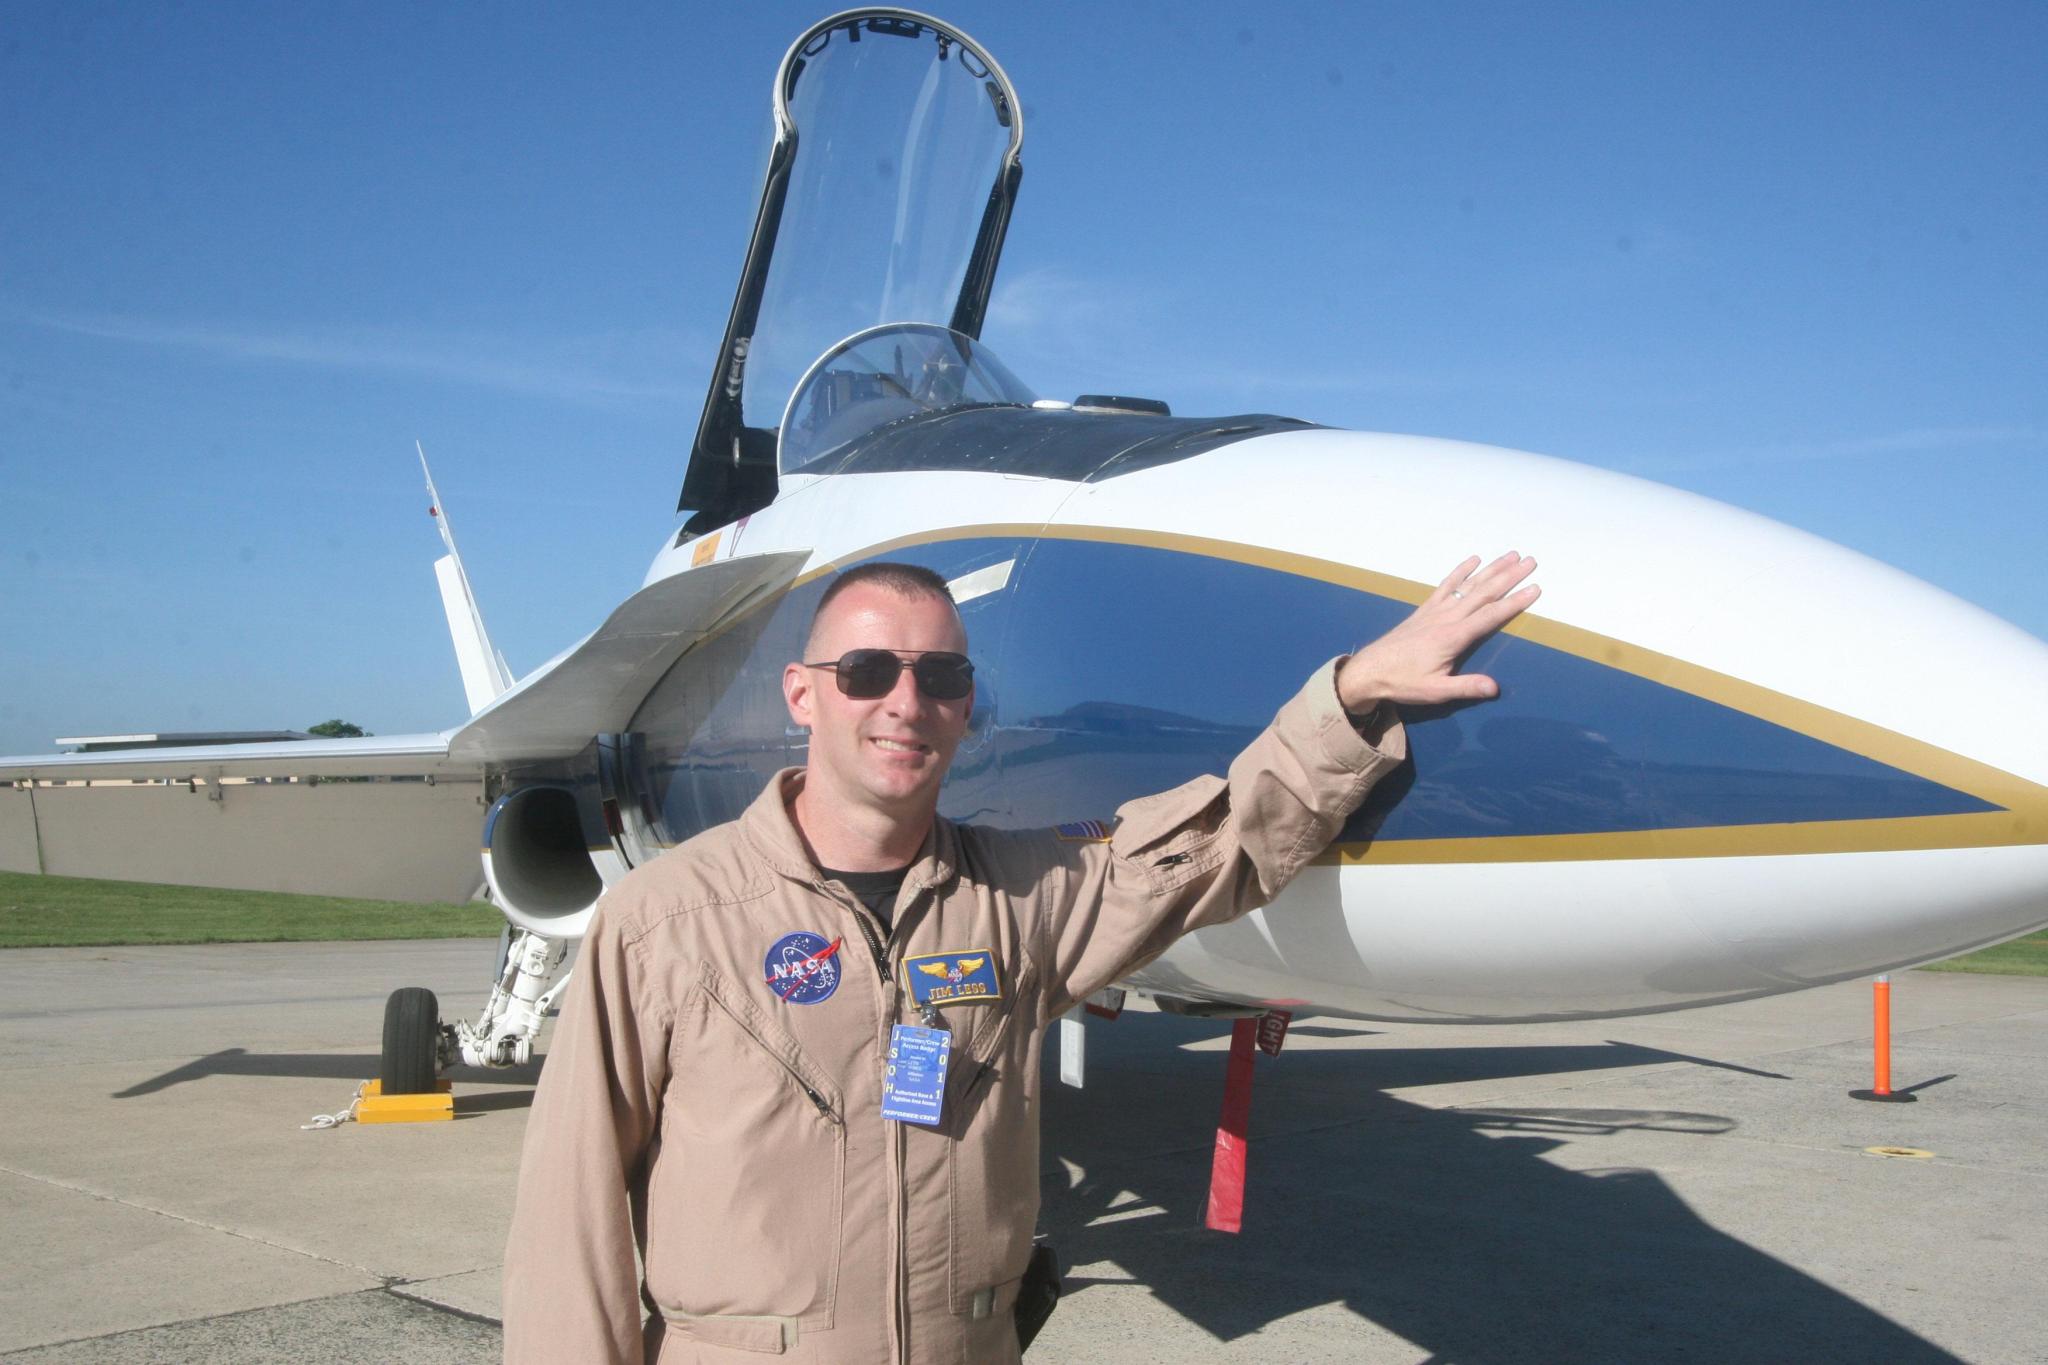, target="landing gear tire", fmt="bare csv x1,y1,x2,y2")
381,987,441,1095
